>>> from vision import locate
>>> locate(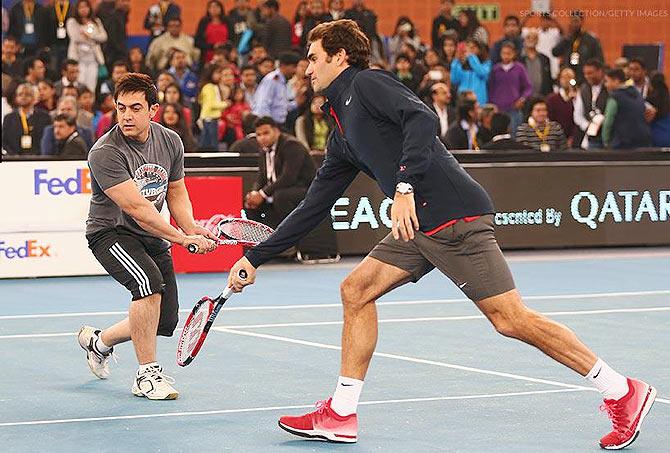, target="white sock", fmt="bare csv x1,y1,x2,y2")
94,334,112,354
138,362,159,374
585,358,629,400
330,376,364,416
